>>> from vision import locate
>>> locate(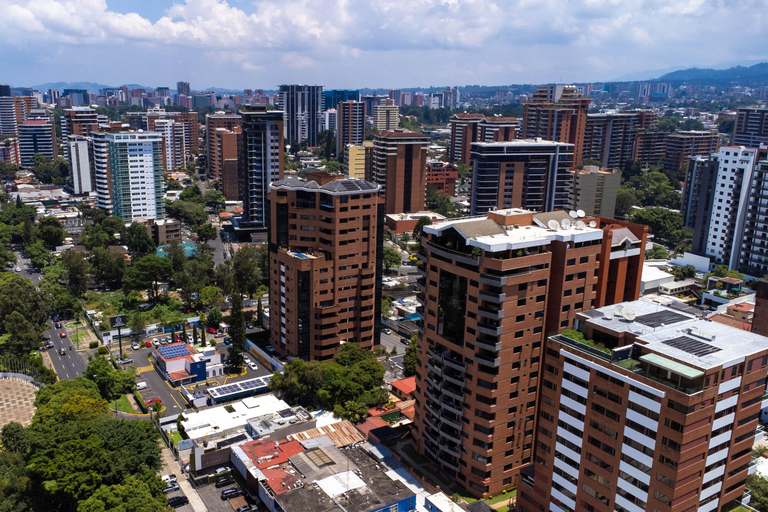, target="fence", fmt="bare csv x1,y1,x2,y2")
0,372,45,388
